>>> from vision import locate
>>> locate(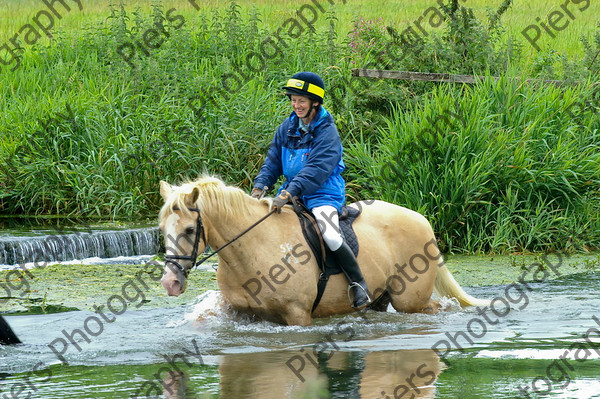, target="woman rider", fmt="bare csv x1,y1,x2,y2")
251,71,371,309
